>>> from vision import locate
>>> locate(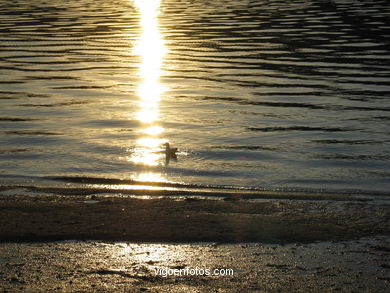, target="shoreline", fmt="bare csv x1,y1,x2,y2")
0,192,389,244
1,184,387,201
